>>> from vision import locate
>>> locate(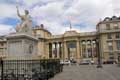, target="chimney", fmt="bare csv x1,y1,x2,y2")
40,24,44,28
